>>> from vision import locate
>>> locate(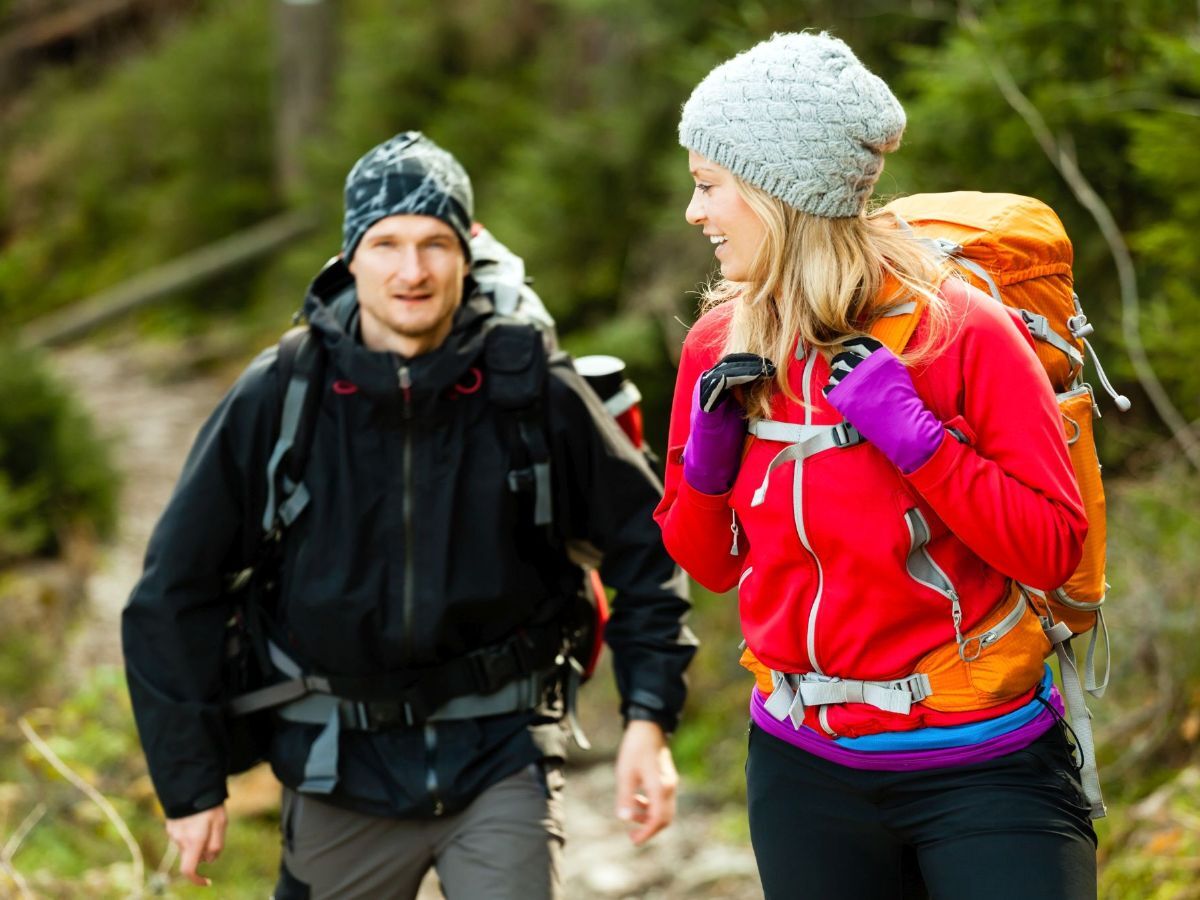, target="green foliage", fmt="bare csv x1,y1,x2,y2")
1,667,281,898
5,0,1194,461
0,342,116,563
1082,465,1200,896
0,0,276,329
